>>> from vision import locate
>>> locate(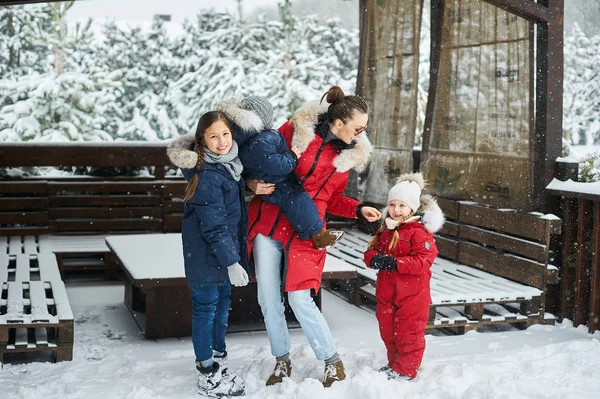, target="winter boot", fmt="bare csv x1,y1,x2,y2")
196,362,245,398
323,360,346,387
378,365,413,381
213,350,228,375
311,228,345,249
265,359,292,386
